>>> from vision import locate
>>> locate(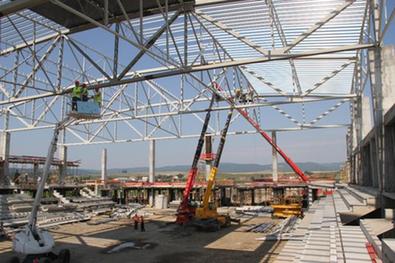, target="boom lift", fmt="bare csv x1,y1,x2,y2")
177,82,309,225
12,117,73,263
194,108,234,230
213,83,308,218
11,100,101,263
176,95,216,224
